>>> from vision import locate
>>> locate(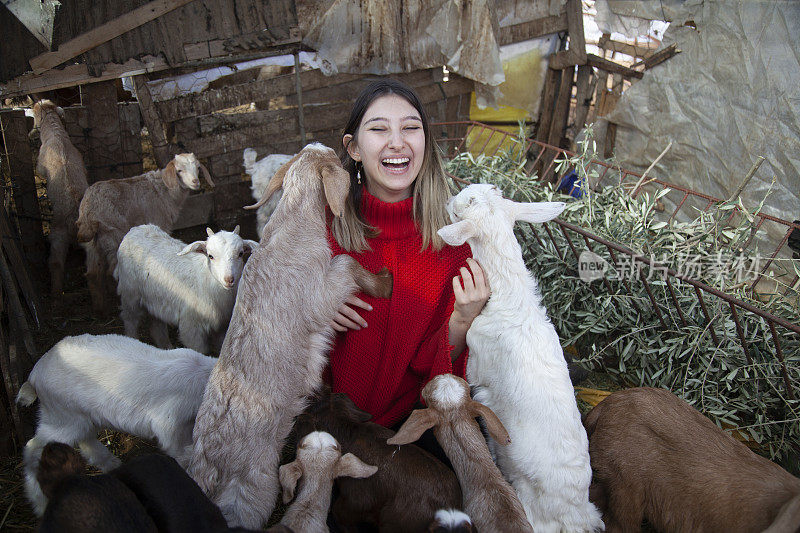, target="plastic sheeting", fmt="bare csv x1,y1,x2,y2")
297,0,566,104
594,0,800,247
